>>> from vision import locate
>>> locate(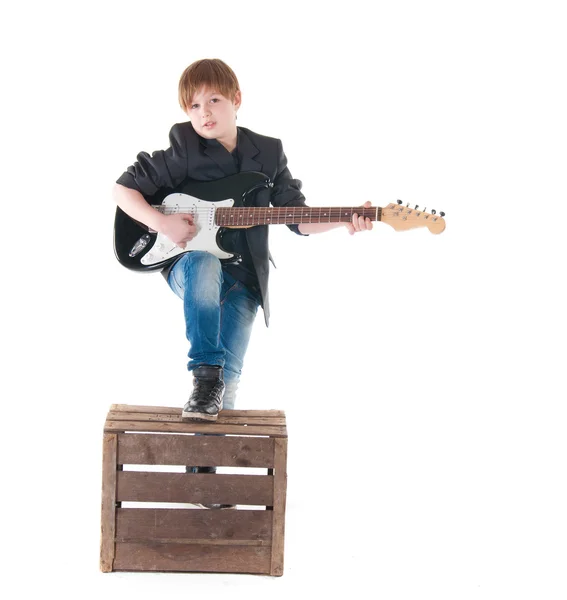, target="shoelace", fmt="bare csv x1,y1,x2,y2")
192,379,224,404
